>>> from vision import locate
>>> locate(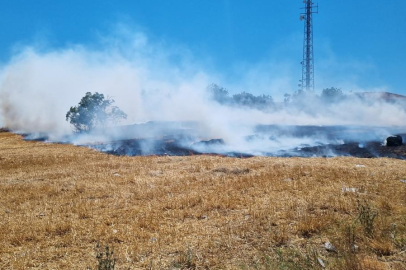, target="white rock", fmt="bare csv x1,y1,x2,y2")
150,237,157,243
341,187,358,193
400,180,406,184
324,242,337,253
355,164,366,168
318,258,325,268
